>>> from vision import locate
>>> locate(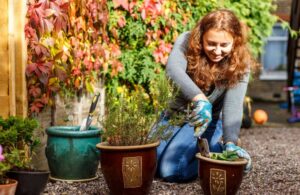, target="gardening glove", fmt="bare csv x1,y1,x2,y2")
189,99,212,137
225,142,252,173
